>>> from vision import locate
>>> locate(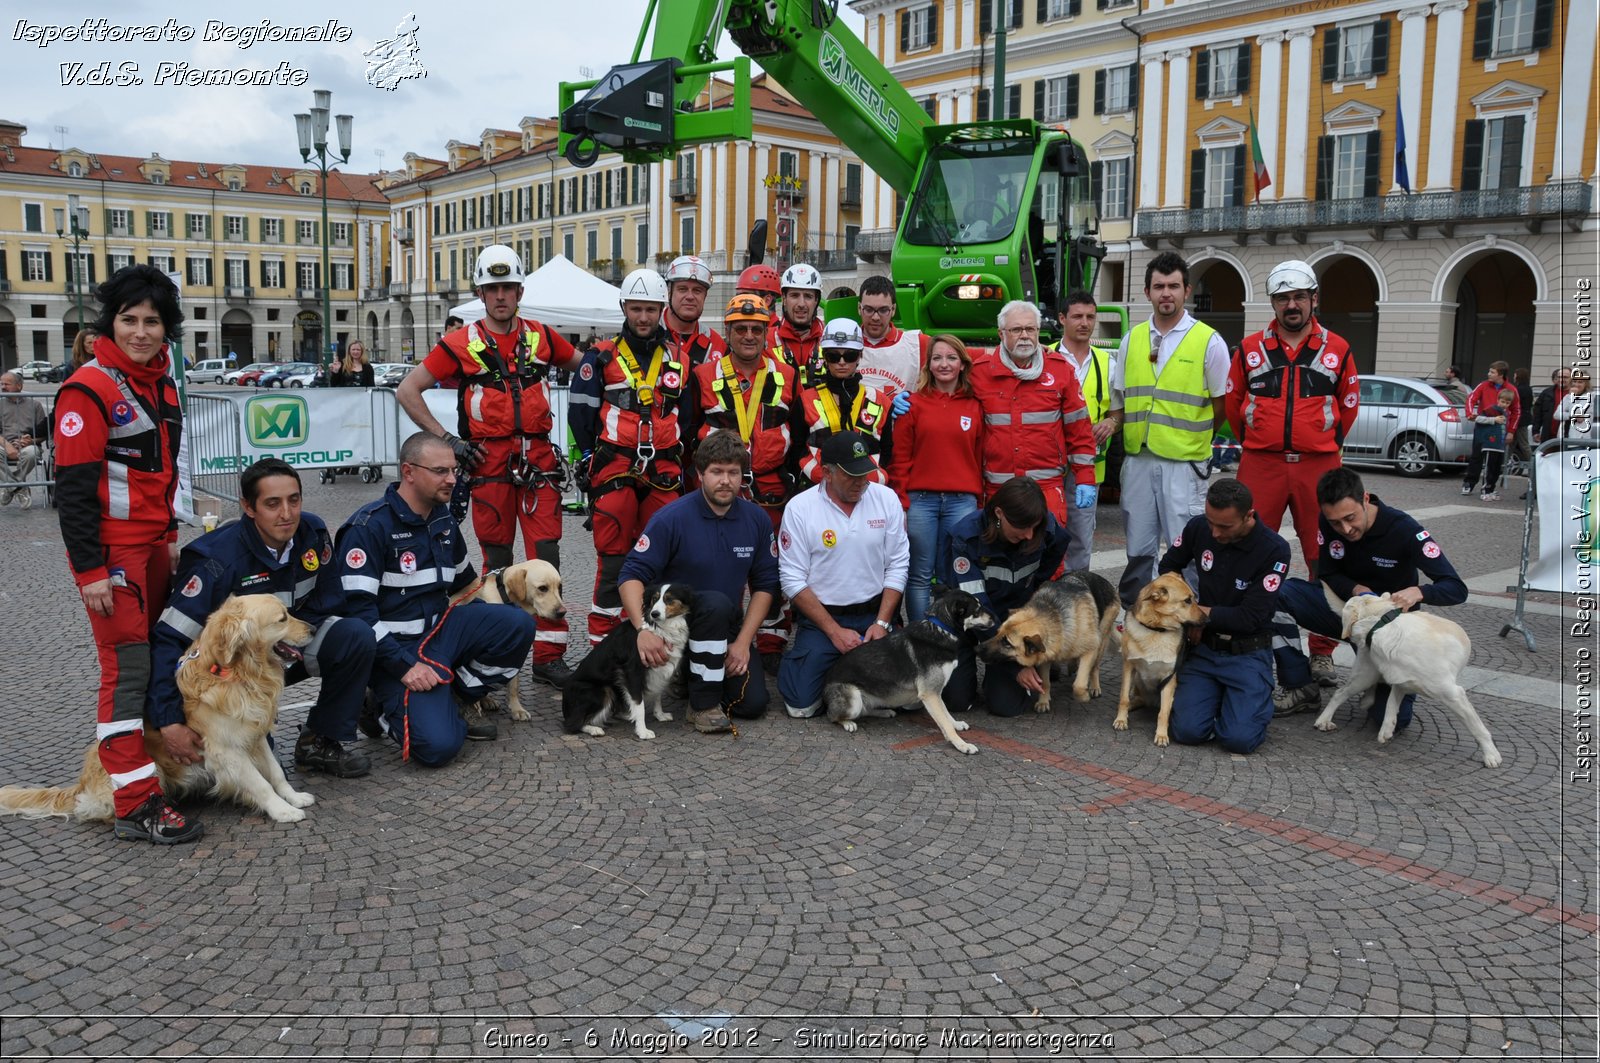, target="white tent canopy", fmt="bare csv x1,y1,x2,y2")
448,254,622,332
